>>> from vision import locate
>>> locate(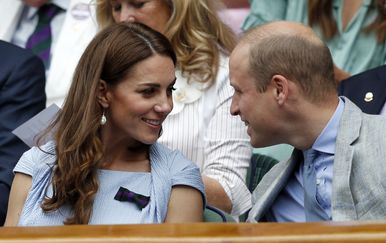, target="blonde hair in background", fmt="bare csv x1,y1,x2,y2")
95,0,236,87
